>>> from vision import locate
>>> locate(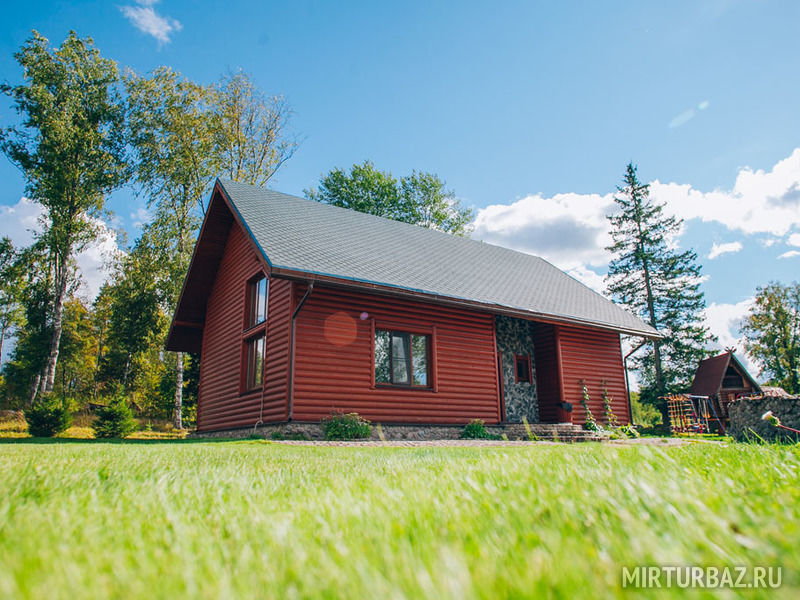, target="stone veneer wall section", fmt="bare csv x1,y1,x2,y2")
728,396,800,442
494,315,538,423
